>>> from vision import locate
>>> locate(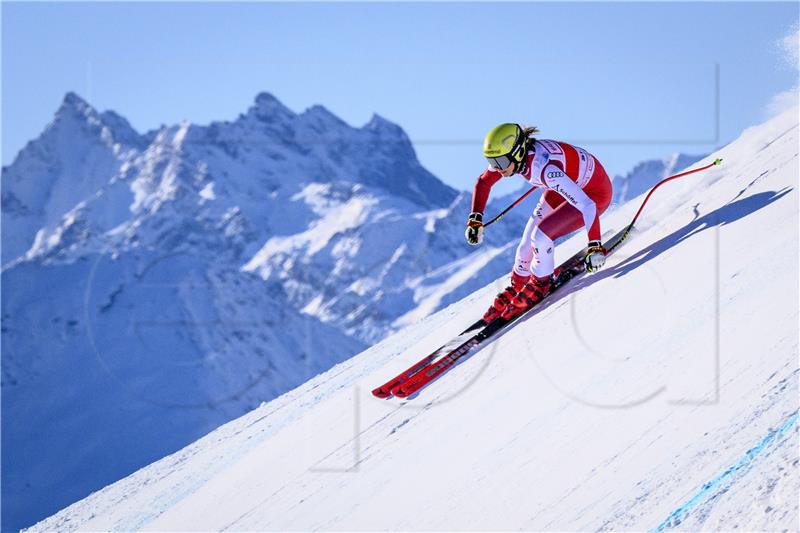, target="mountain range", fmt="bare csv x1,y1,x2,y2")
2,91,704,531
